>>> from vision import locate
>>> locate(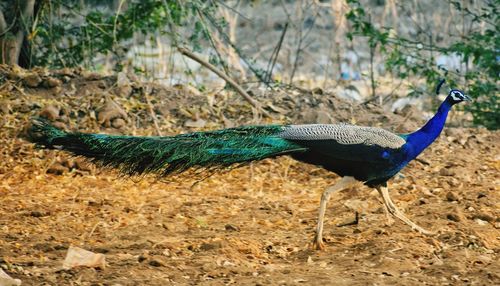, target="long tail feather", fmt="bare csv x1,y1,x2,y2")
28,118,306,176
